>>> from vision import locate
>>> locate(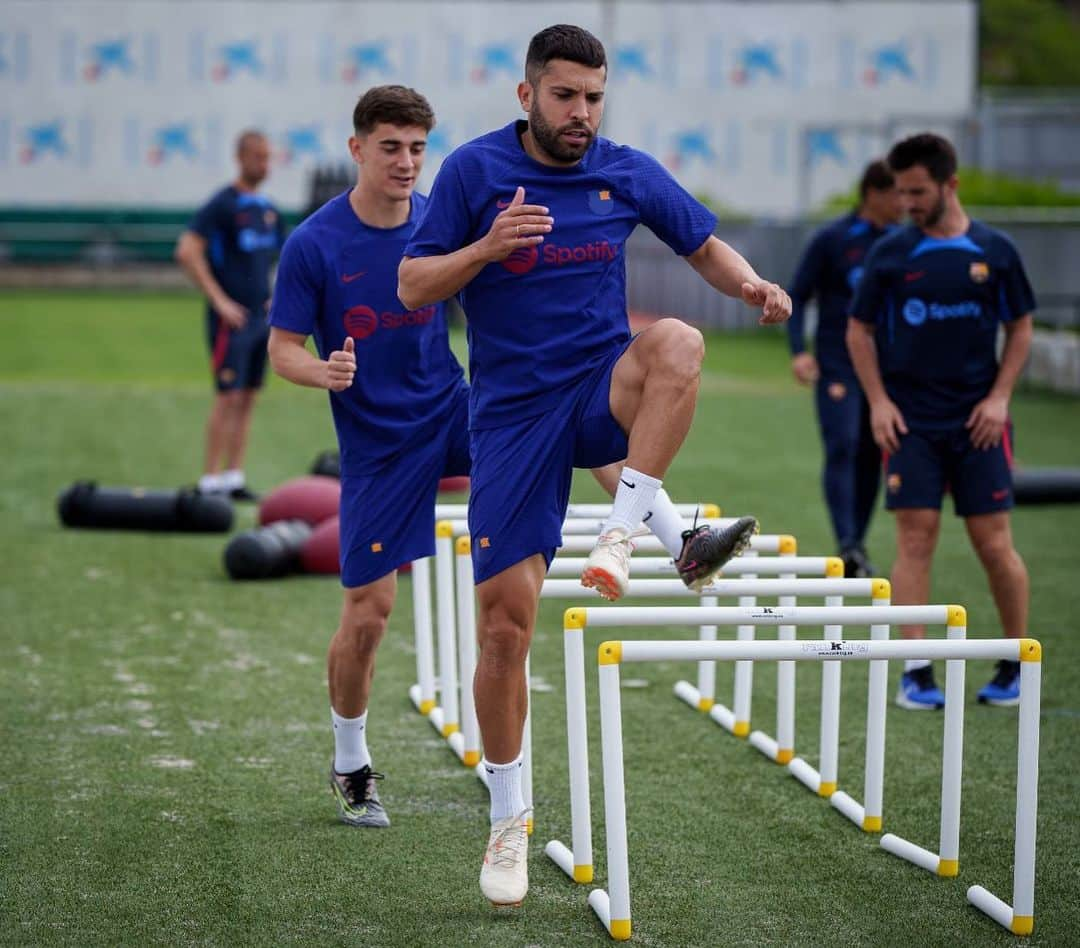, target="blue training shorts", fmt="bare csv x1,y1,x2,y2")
468,342,632,584
206,308,270,392
339,387,471,588
884,422,1016,517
